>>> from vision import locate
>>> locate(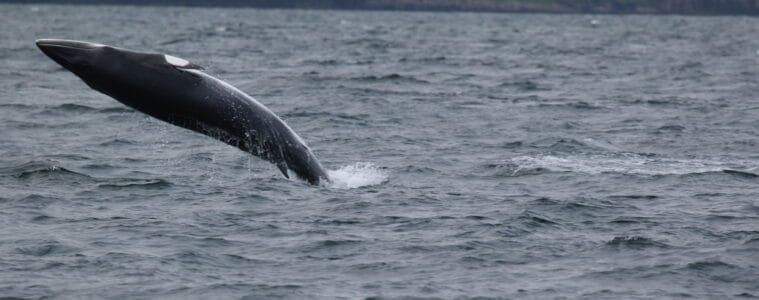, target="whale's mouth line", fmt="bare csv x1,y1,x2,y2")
38,44,98,52
36,39,104,50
